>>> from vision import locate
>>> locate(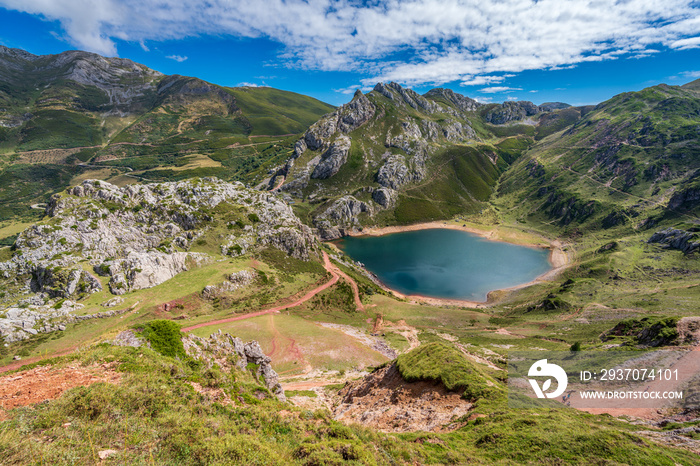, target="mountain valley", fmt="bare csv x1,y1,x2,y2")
0,46,700,464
